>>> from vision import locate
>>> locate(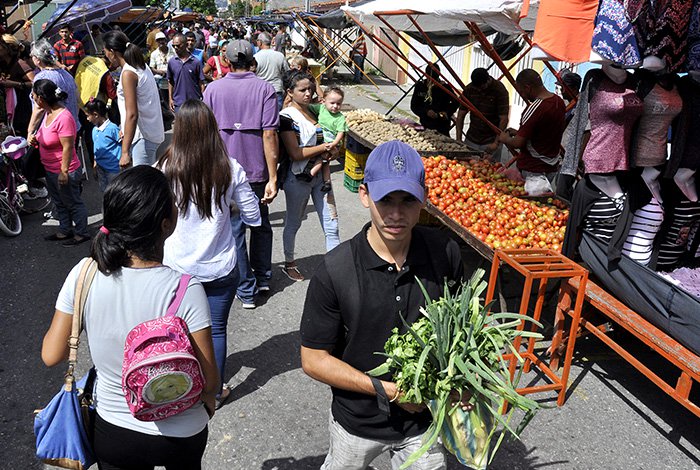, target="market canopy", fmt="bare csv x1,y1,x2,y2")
341,0,539,36
116,7,163,24
44,0,132,35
